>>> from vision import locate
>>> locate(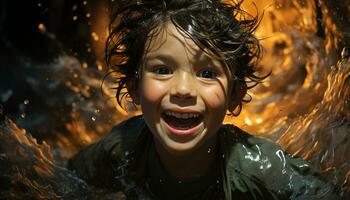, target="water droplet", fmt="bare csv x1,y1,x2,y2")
38,3,42,7
21,113,26,118
82,62,88,69
38,23,46,33
72,4,77,11
91,116,96,121
97,63,103,71
94,109,100,113
159,179,163,183
24,100,29,105
83,1,87,5
125,151,130,156
331,65,337,71
86,13,91,18
341,47,349,59
178,180,182,184
73,15,78,21
91,32,99,41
